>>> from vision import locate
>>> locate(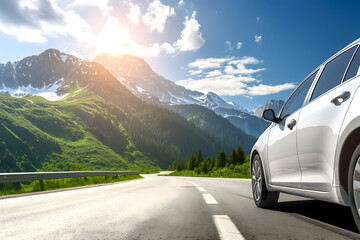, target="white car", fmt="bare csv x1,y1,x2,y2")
251,38,360,230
